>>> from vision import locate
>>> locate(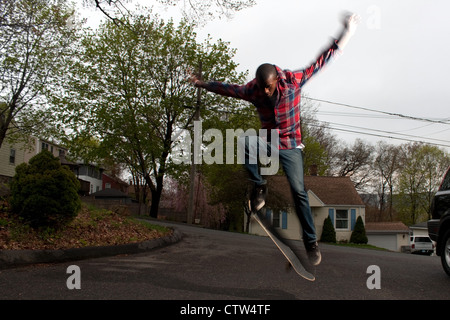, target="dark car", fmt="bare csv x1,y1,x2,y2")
428,166,450,276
